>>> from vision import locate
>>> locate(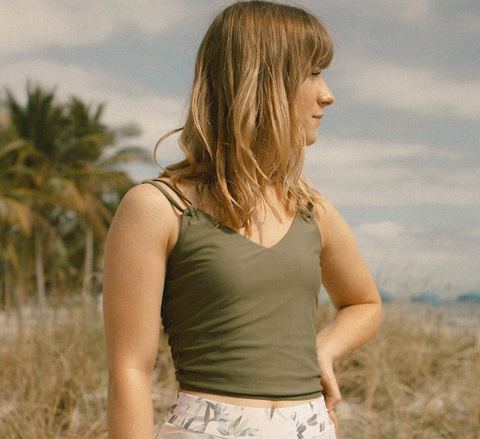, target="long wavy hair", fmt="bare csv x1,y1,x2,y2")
157,0,334,230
